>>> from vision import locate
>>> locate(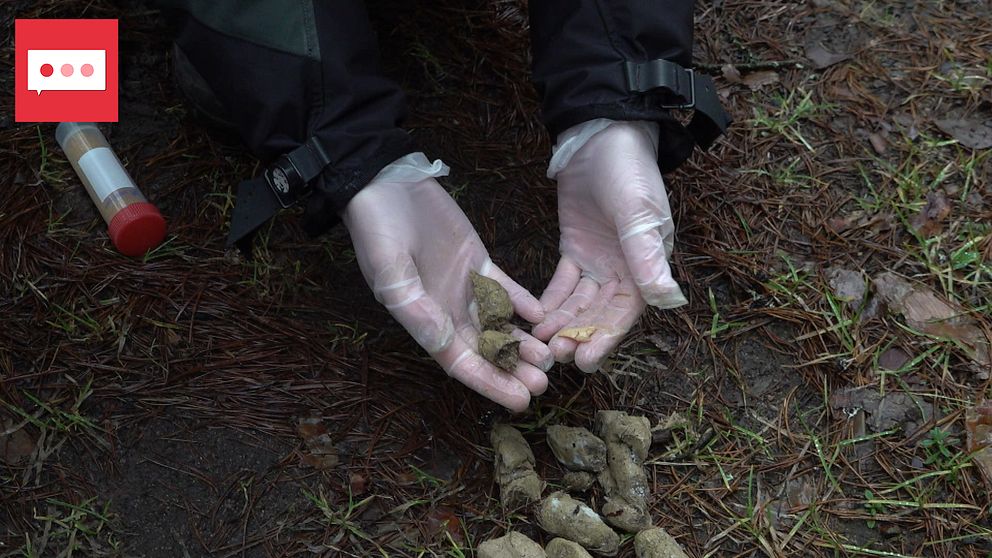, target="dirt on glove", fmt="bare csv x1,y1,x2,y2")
537,492,620,556
479,329,520,371
478,531,547,558
491,424,543,508
594,411,653,532
634,528,690,558
471,271,514,330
